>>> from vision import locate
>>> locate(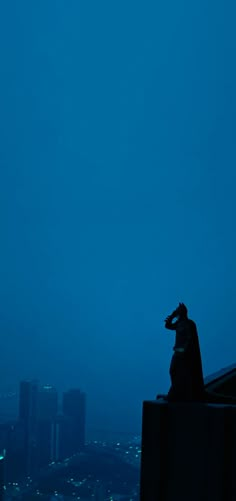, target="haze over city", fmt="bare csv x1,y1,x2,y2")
0,1,236,436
